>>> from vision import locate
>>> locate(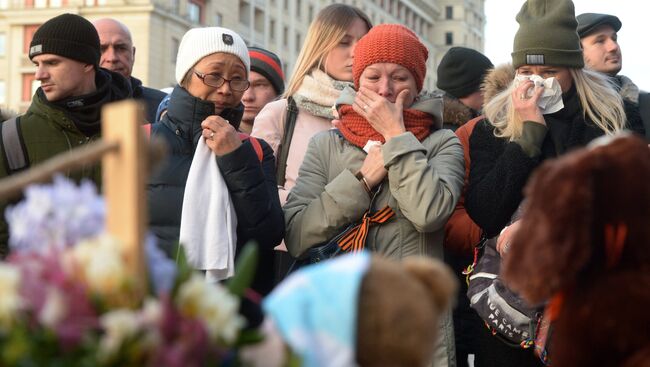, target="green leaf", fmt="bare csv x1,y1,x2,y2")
172,242,194,295
226,241,259,297
234,329,264,346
